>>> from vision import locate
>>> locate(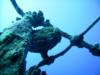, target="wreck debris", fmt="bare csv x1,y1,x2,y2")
10,0,25,16
0,0,100,75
